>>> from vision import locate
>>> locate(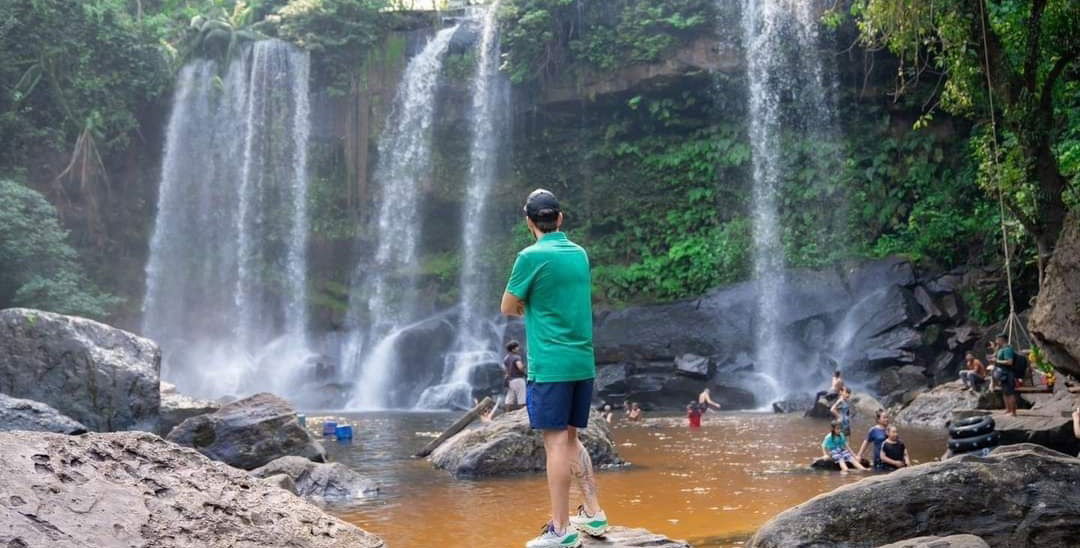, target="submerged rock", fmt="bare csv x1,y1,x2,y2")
0,431,383,548
167,392,325,470
0,308,160,432
429,408,622,478
877,535,990,548
251,456,379,503
750,444,1080,547
893,380,981,428
581,526,690,547
0,392,87,434
158,381,220,435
